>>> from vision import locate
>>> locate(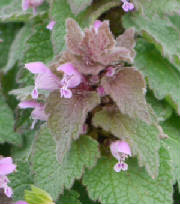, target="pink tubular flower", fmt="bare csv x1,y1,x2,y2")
19,100,48,129
22,0,44,15
46,20,56,30
110,141,131,172
25,62,61,99
57,63,82,98
106,67,115,77
93,20,103,33
0,157,16,197
121,0,134,12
